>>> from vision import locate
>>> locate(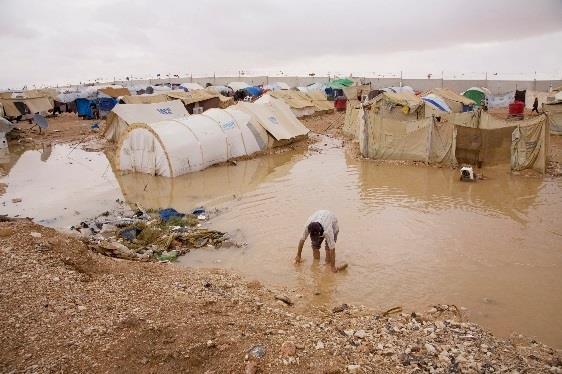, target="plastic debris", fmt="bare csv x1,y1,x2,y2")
159,208,185,221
